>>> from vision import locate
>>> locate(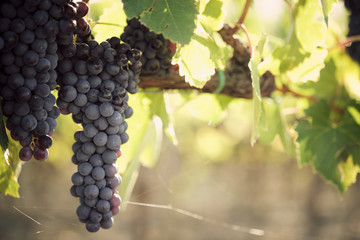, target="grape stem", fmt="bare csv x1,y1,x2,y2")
228,0,252,35
89,20,124,28
218,0,253,59
276,85,317,102
276,84,344,115
139,71,275,99
328,35,360,51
